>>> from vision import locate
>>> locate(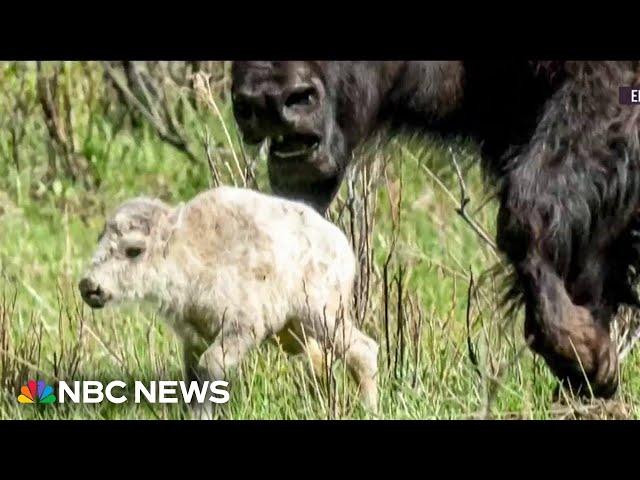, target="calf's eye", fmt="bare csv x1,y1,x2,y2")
125,246,144,259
